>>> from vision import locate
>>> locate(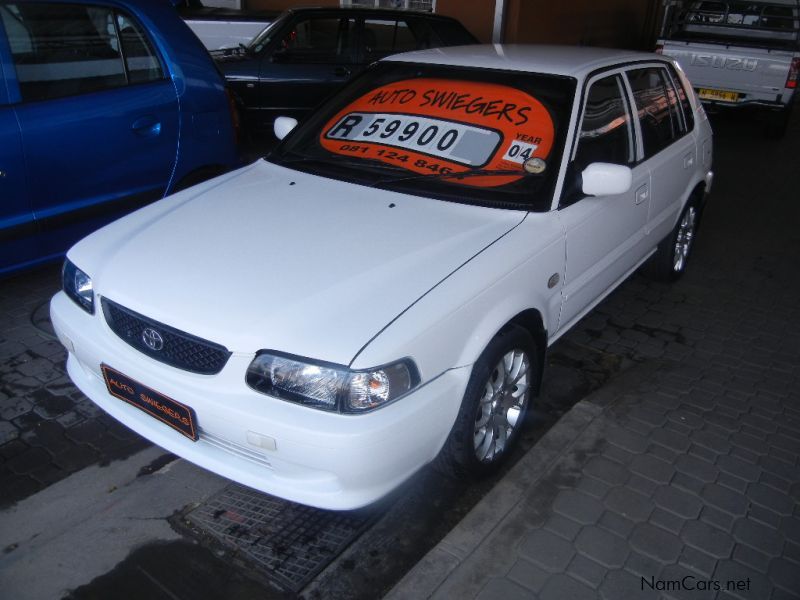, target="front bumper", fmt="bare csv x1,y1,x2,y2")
50,292,470,510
